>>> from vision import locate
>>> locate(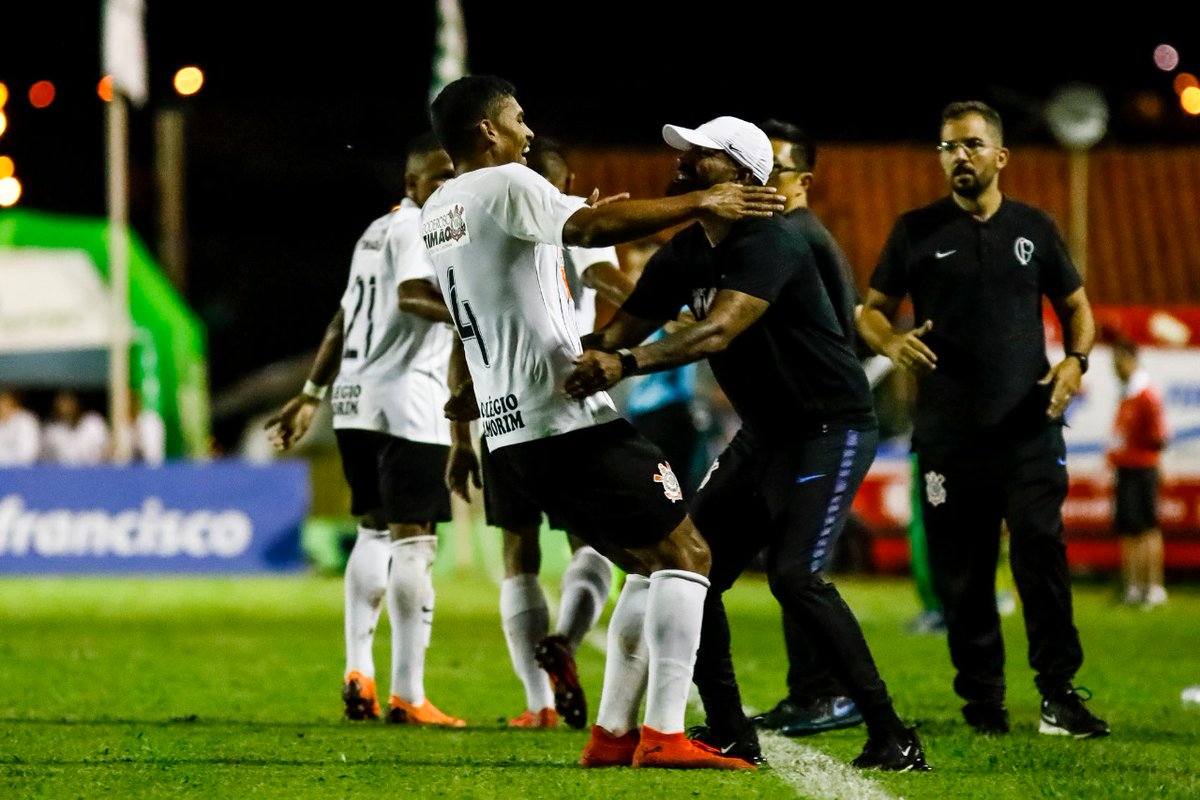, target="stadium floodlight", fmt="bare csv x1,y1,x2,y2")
1045,82,1109,150
1044,83,1108,278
